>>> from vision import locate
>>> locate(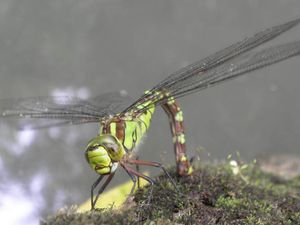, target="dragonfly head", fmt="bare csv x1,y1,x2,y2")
85,134,125,175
